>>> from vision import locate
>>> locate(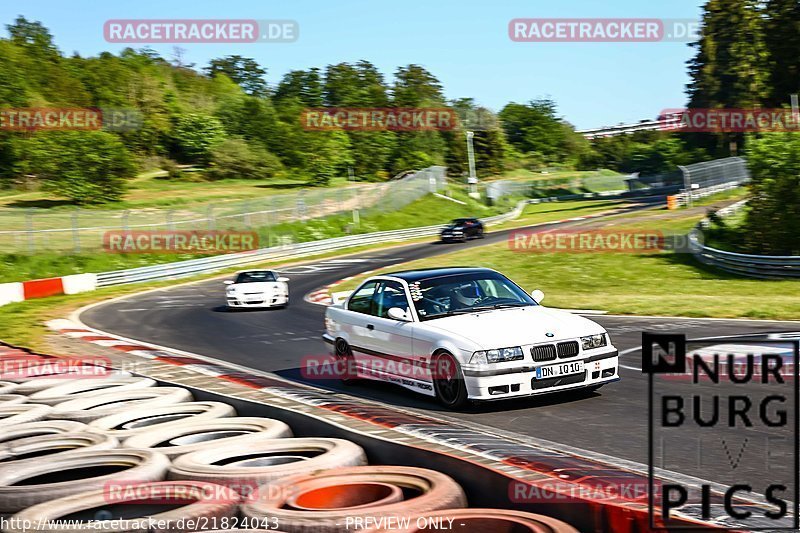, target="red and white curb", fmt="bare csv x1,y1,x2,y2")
0,274,97,307
303,269,378,307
